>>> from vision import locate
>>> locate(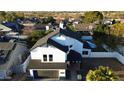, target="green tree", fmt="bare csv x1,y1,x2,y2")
42,16,56,24
30,31,46,40
47,16,55,23
4,12,17,22
111,23,124,37
0,11,6,21
93,24,110,45
95,24,110,34
86,66,119,81
83,11,103,23
79,16,85,23
0,12,24,22
93,23,119,49
15,12,24,20
27,30,52,48
66,22,76,32
27,31,46,47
